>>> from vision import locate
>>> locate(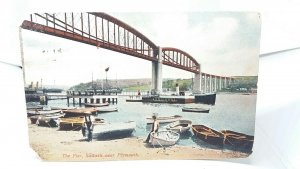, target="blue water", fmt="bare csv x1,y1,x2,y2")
31,93,256,149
